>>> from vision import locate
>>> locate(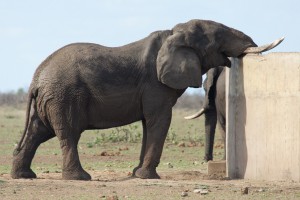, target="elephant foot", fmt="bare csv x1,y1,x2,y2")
134,167,160,179
132,165,142,177
62,168,91,180
11,168,37,179
204,155,213,162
